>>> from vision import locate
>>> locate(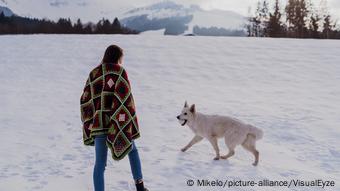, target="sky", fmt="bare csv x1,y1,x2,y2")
2,0,339,22
120,0,340,19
